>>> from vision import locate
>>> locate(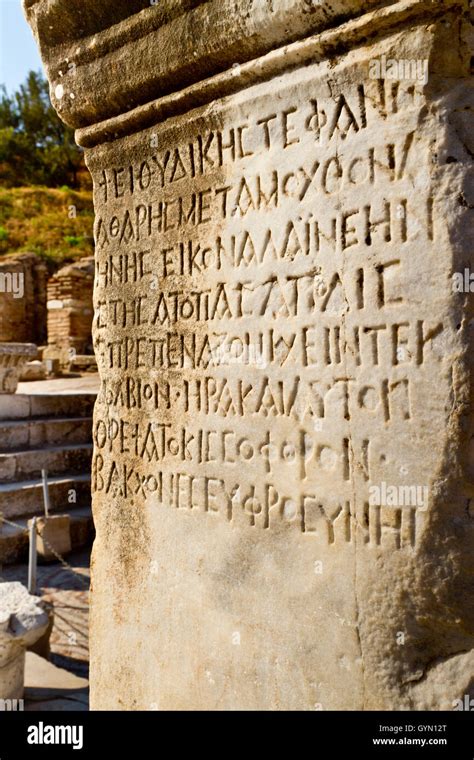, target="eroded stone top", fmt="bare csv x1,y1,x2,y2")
24,0,397,129
0,344,37,357
0,583,49,643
